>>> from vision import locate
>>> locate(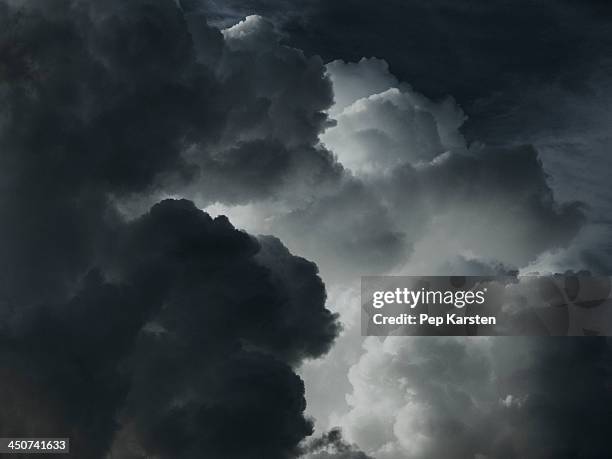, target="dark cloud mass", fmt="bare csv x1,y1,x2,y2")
107,200,338,458
0,1,339,457
1,199,339,458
